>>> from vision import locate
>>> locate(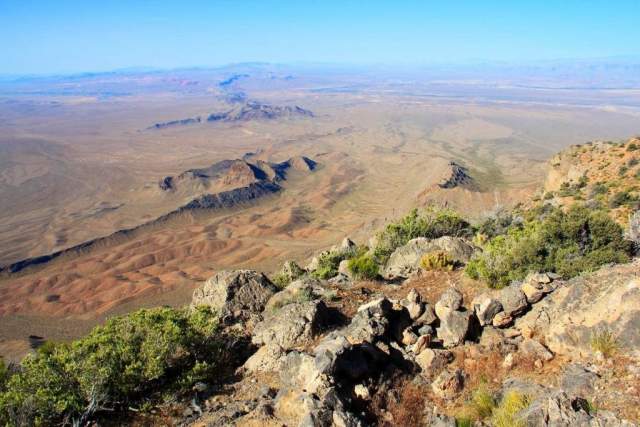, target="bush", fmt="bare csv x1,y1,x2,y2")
420,251,456,271
347,250,379,280
466,205,632,288
491,390,530,427
272,261,305,288
609,190,637,208
627,143,638,151
312,251,348,279
590,328,619,358
372,207,472,264
0,307,229,425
